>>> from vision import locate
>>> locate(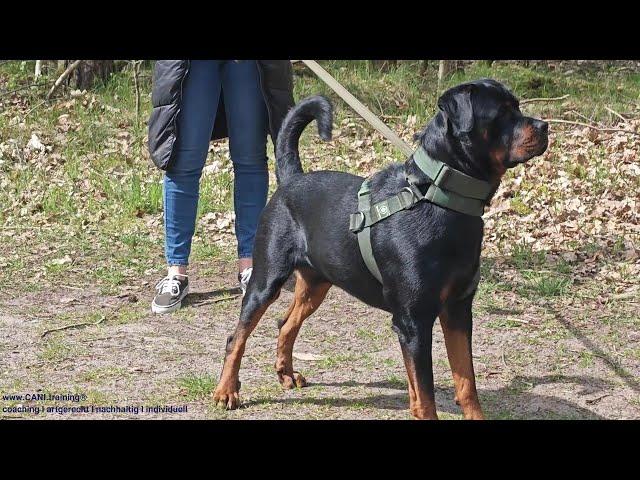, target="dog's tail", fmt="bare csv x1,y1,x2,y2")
275,95,333,185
